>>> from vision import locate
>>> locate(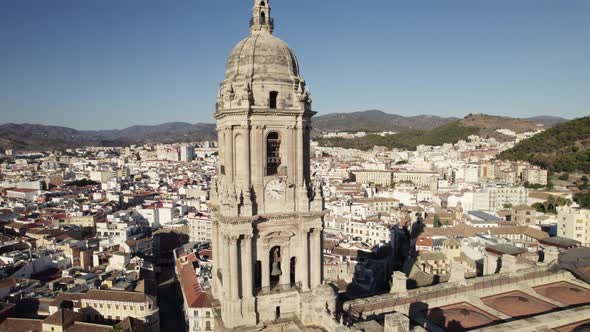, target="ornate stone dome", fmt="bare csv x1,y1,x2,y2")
216,0,311,114
225,30,300,82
